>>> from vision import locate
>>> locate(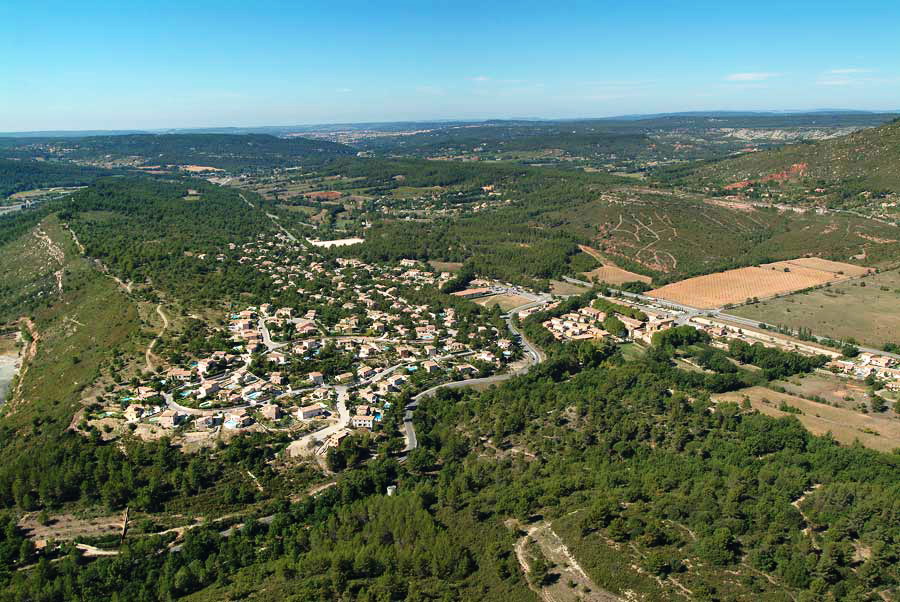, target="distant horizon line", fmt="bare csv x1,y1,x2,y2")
3,108,899,137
